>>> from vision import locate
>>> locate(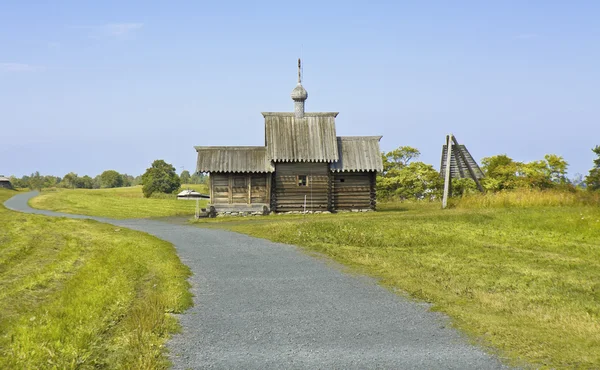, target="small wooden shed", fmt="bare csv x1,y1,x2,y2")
195,60,383,214
0,176,13,189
